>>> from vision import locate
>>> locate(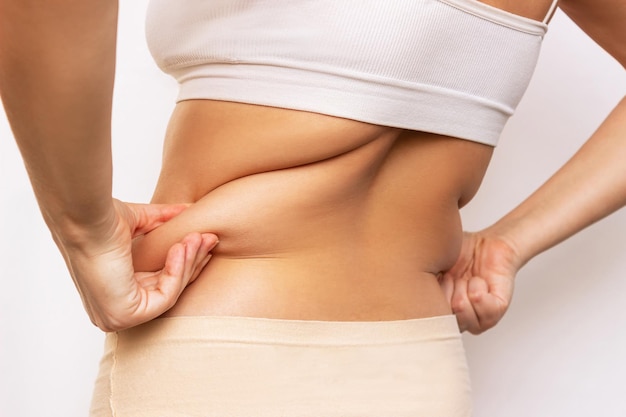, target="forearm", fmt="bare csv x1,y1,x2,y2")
0,0,119,237
489,95,626,265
